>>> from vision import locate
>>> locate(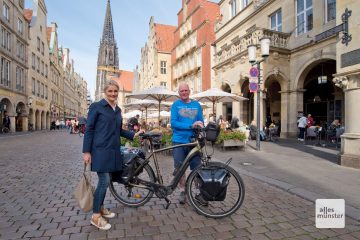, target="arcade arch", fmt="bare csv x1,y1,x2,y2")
299,59,343,126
